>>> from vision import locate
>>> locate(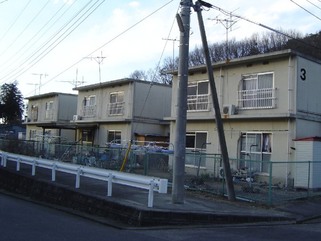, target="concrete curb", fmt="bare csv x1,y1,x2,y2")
0,168,294,227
